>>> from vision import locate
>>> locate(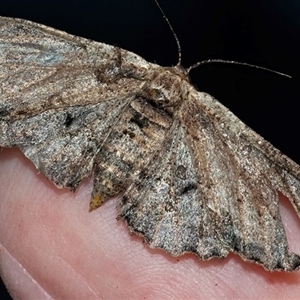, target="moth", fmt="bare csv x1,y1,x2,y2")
0,13,300,272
